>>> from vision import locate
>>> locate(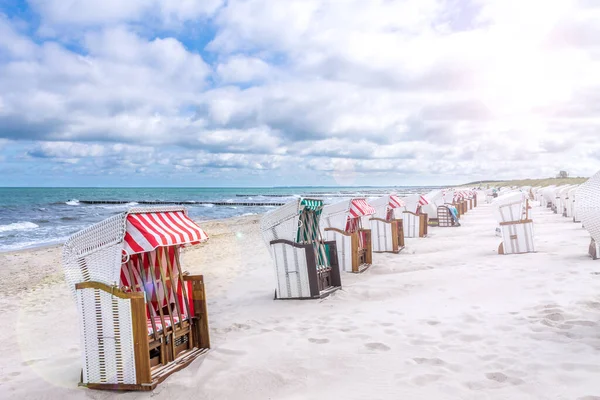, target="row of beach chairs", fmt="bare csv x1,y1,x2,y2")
59,188,476,391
